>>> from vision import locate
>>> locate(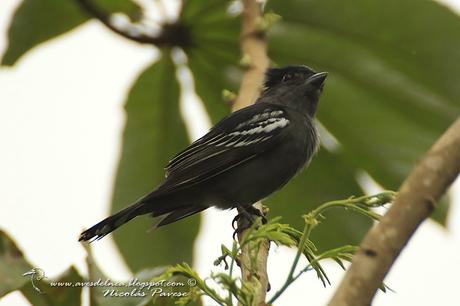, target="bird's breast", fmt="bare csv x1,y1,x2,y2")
286,115,319,174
